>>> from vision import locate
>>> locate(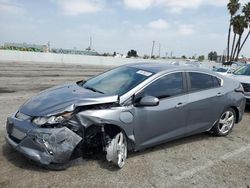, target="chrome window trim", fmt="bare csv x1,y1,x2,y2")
120,69,224,104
